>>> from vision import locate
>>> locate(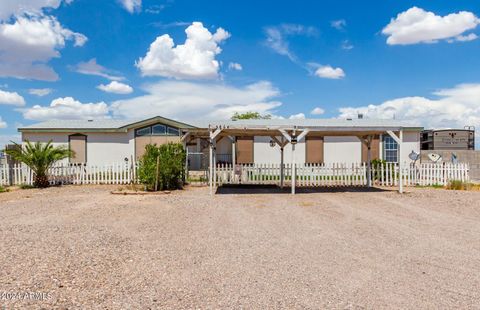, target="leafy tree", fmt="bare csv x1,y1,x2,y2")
5,140,73,188
231,111,271,120
137,143,186,191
